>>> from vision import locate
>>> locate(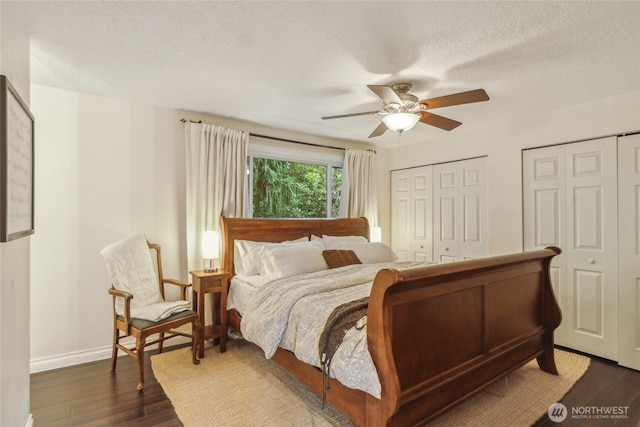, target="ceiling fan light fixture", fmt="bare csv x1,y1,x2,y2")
382,112,420,133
